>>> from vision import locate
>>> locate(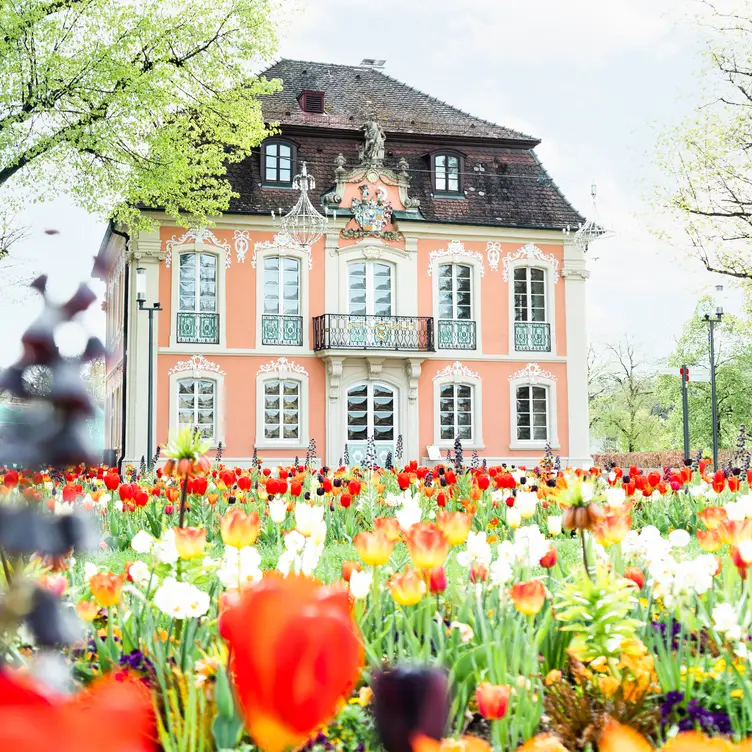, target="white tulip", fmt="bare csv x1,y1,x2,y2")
349,568,373,600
